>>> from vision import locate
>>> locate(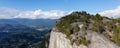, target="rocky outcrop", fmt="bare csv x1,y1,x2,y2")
48,11,120,48
49,28,120,48
86,30,120,48
49,28,87,48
